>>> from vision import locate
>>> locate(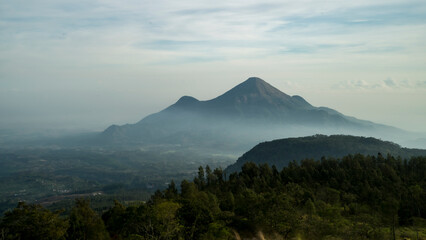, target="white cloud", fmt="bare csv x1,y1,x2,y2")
336,80,383,89
383,78,397,87
1,0,426,131
336,78,426,90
